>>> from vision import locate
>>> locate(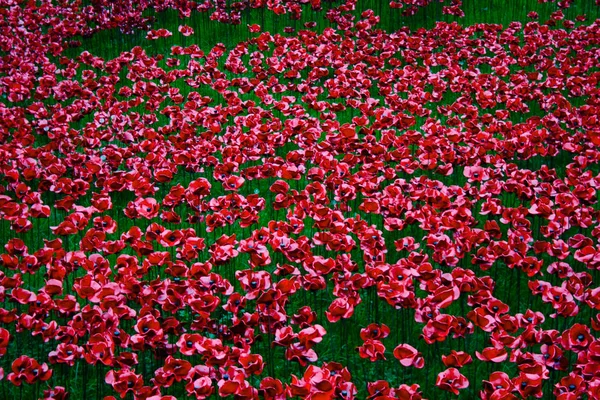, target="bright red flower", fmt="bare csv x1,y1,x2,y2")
178,25,194,36
393,344,424,368
41,386,68,400
105,368,144,398
326,297,356,323
358,339,387,362
129,197,160,219
436,368,469,395
480,371,515,400
561,323,593,351
0,328,10,356
442,350,473,368
476,347,508,363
